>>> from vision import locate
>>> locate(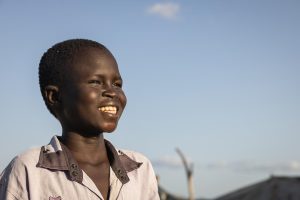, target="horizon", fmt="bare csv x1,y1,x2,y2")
0,0,299,198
